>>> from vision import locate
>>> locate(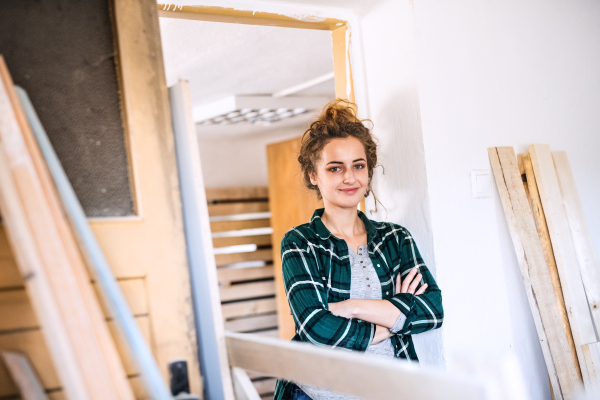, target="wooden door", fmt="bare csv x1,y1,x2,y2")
266,137,323,340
